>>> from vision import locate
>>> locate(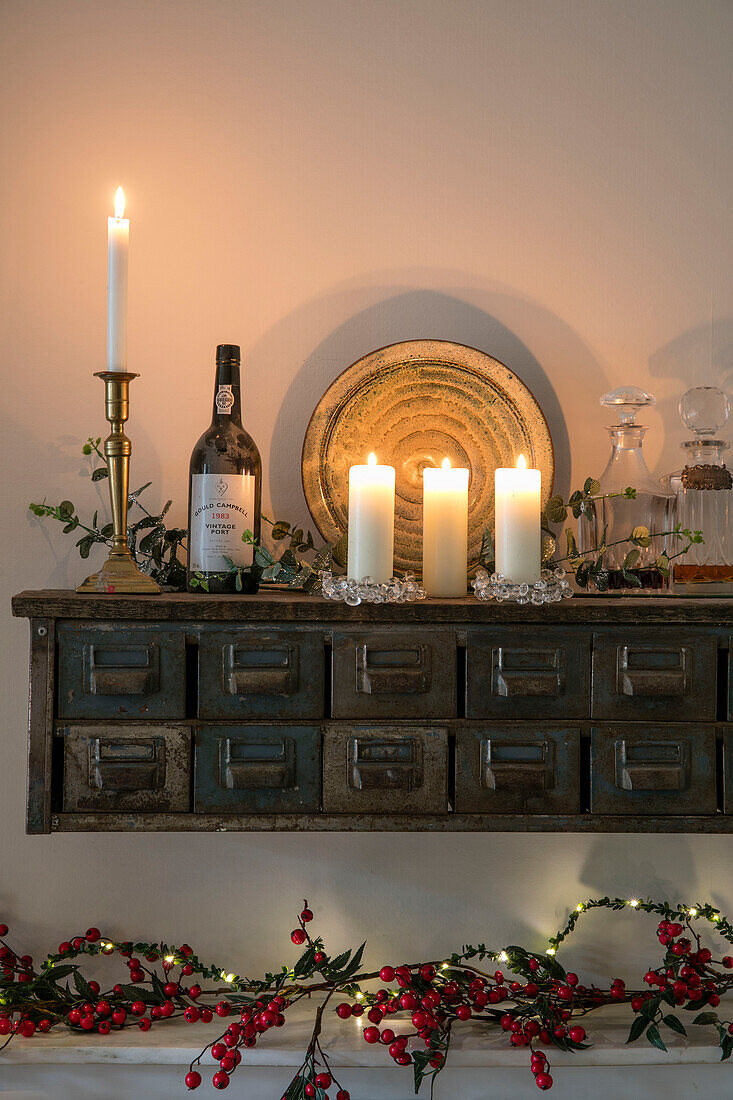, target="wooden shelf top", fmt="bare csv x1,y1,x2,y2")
11,588,733,624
